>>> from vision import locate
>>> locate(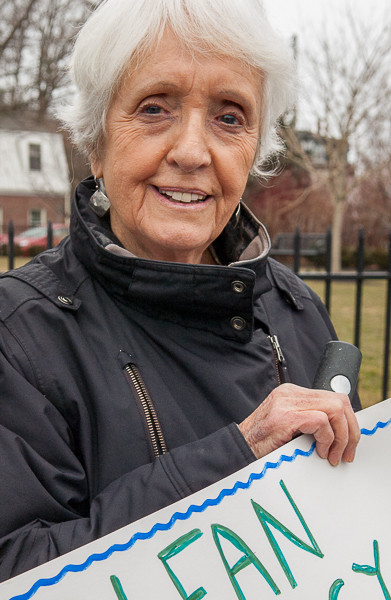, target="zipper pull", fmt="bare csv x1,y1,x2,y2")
269,335,284,364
